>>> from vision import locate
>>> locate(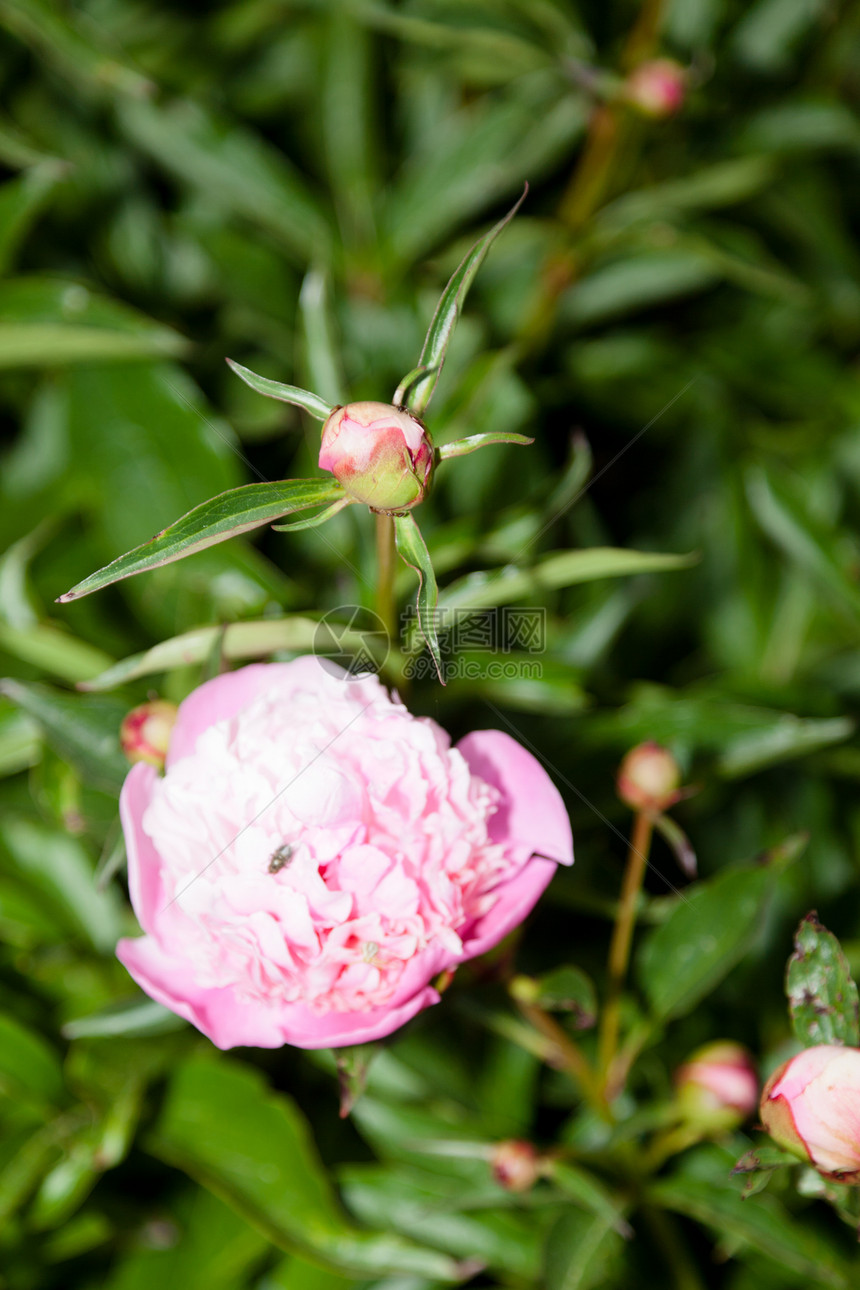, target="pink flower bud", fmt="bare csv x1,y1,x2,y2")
760,1045,860,1181
490,1140,541,1192
616,741,681,814
318,401,433,513
624,59,686,118
120,701,178,769
676,1041,758,1129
